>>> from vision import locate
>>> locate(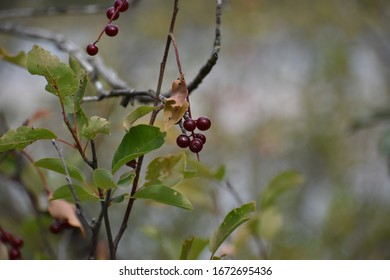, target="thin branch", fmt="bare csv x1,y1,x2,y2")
168,33,183,76
113,0,180,255
0,5,107,20
82,89,156,103
187,0,222,93
51,139,89,229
